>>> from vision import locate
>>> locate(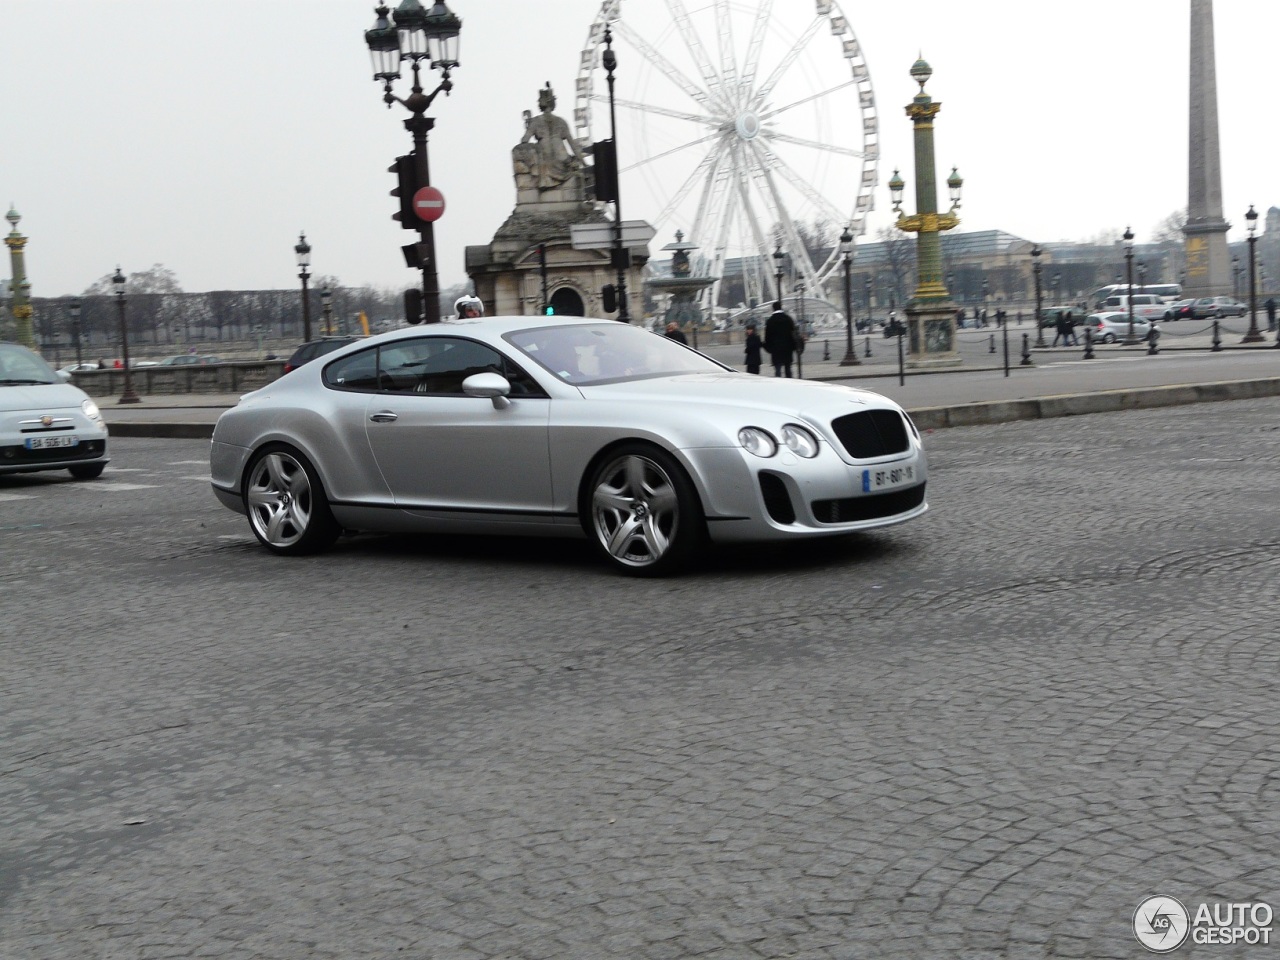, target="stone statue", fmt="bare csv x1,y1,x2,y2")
519,83,586,193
